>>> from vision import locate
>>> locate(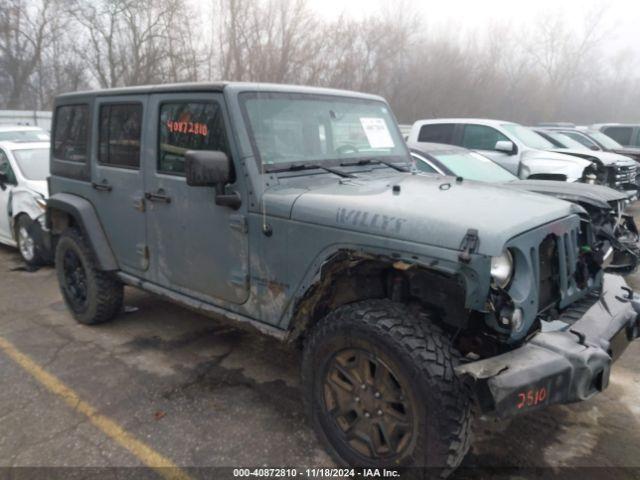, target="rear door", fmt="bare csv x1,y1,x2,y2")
144,92,249,305
92,96,148,274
